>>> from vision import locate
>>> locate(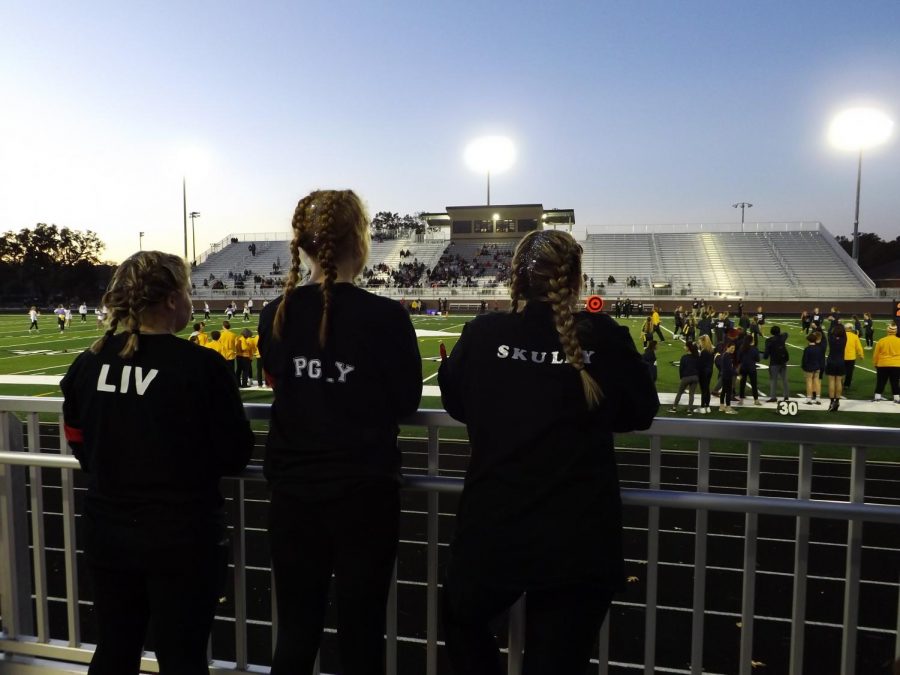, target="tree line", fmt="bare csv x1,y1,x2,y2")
835,233,900,278
0,224,114,306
